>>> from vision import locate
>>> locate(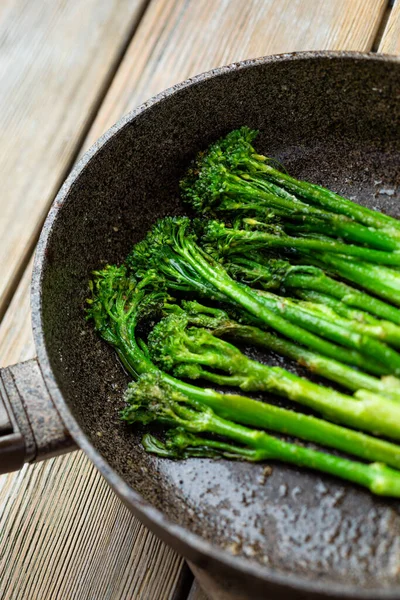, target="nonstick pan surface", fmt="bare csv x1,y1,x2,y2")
32,52,400,599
